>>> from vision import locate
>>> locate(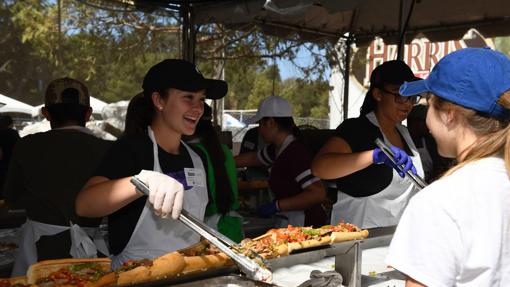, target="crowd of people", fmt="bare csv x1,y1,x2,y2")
1,47,509,286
